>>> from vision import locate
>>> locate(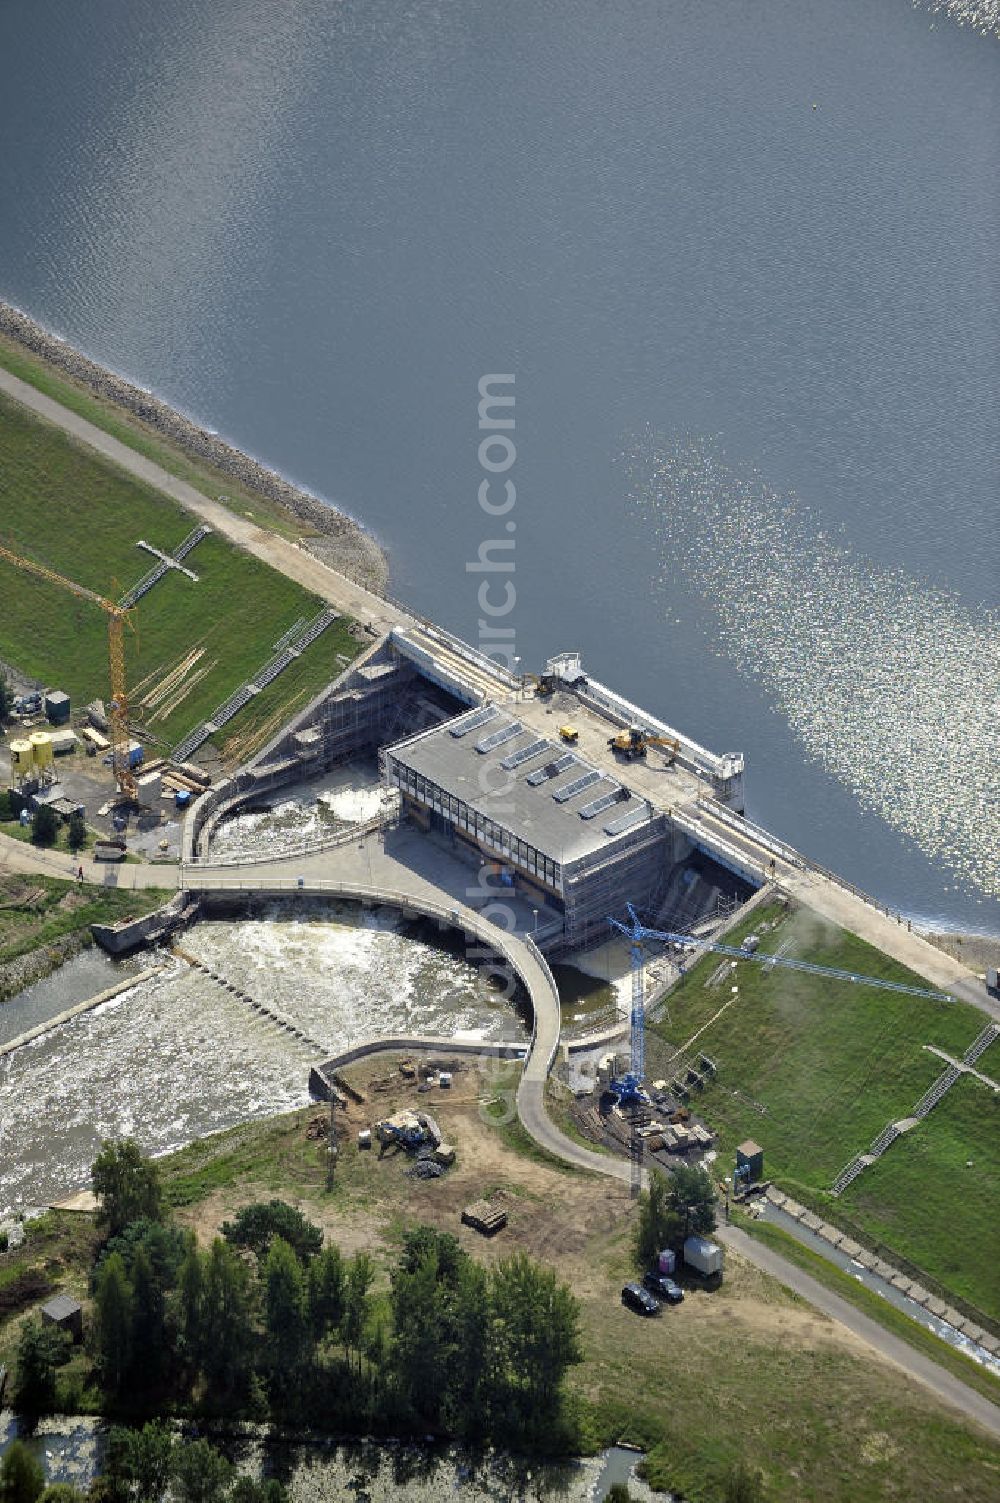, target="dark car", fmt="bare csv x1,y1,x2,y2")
622,1281,660,1317
643,1271,684,1304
